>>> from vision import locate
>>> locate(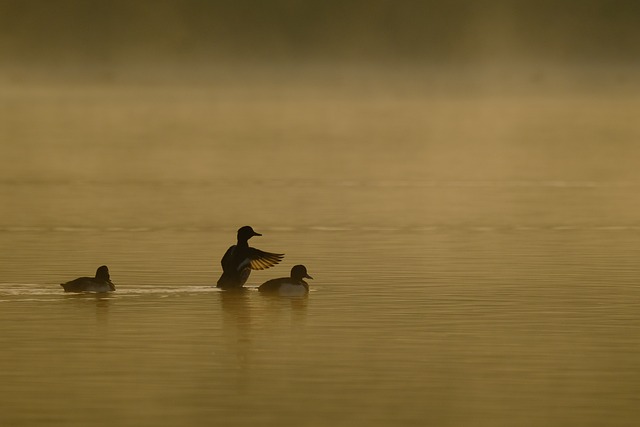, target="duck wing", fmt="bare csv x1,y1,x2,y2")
258,277,285,292
247,248,285,270
220,245,236,269
60,277,89,292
